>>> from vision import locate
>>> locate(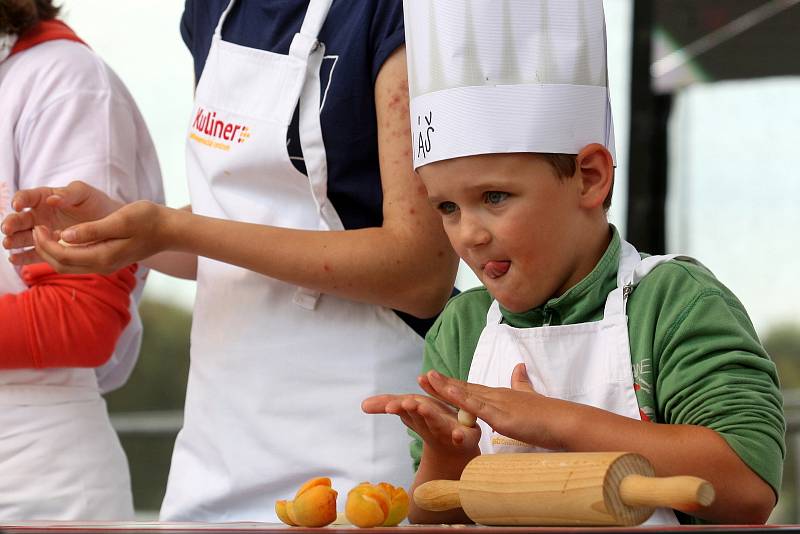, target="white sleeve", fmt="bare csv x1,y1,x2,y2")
13,43,165,392
14,41,163,205
16,86,143,203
